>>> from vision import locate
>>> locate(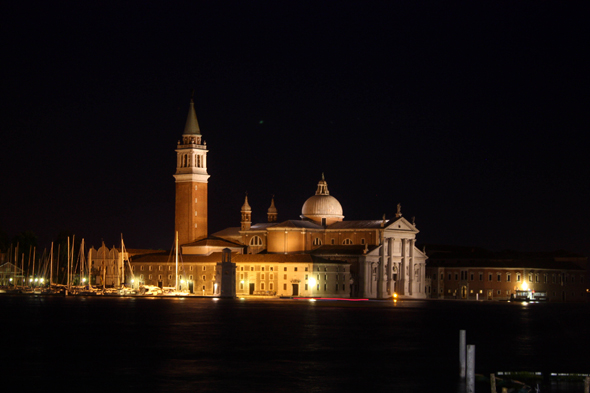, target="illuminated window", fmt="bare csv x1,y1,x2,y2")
284,274,287,279
240,274,244,279
251,267,254,271
261,283,265,290
283,283,287,290
270,283,273,290
342,239,352,245
529,274,533,282
140,274,144,280
159,266,162,271
189,266,193,271
270,274,273,280
149,266,152,271
305,284,308,290
140,266,144,271
313,238,322,246
149,275,152,280
239,282,244,289
240,267,243,271
261,274,265,280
